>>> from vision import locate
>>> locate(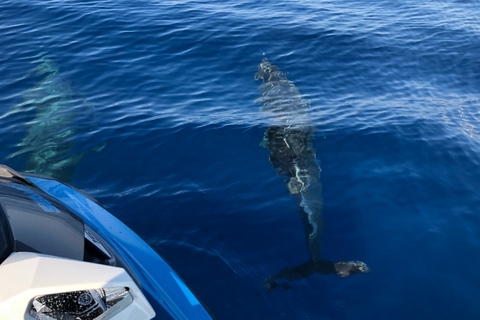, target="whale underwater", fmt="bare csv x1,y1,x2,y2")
254,58,369,292
6,54,105,183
